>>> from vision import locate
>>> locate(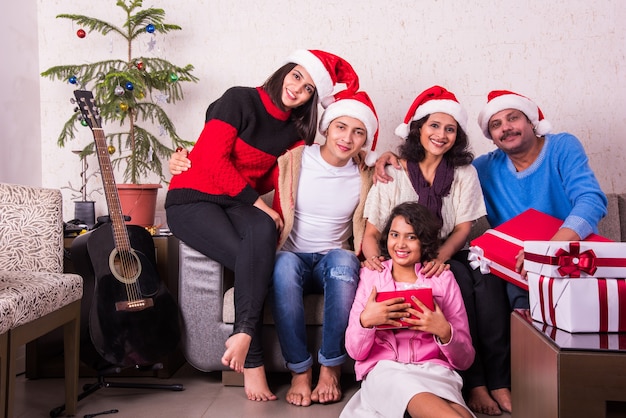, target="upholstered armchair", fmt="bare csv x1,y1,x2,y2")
0,183,83,416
